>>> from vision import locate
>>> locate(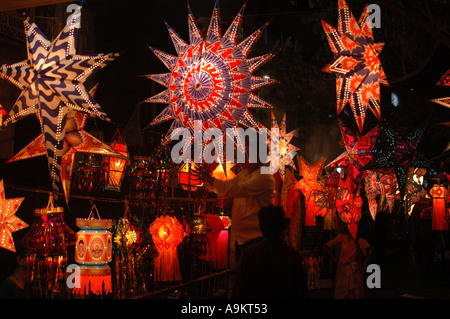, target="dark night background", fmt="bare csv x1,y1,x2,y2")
0,0,449,297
